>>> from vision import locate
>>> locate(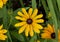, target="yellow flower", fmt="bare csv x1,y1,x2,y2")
41,24,60,42
0,25,7,40
0,0,3,8
14,8,44,37
0,0,8,8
